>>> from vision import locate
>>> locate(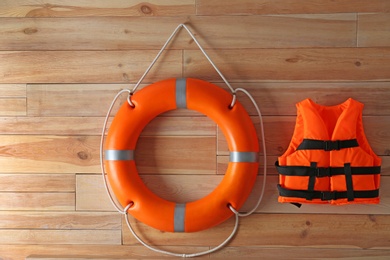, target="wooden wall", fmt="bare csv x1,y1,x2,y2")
0,1,390,259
